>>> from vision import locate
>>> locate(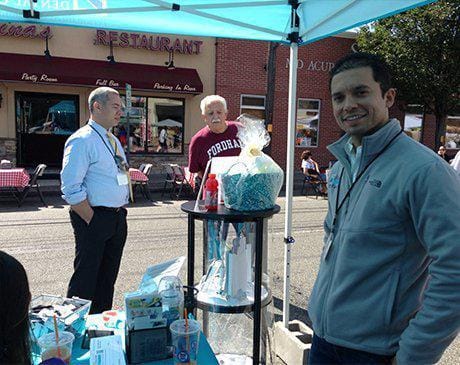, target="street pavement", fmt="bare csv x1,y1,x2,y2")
0,193,457,364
